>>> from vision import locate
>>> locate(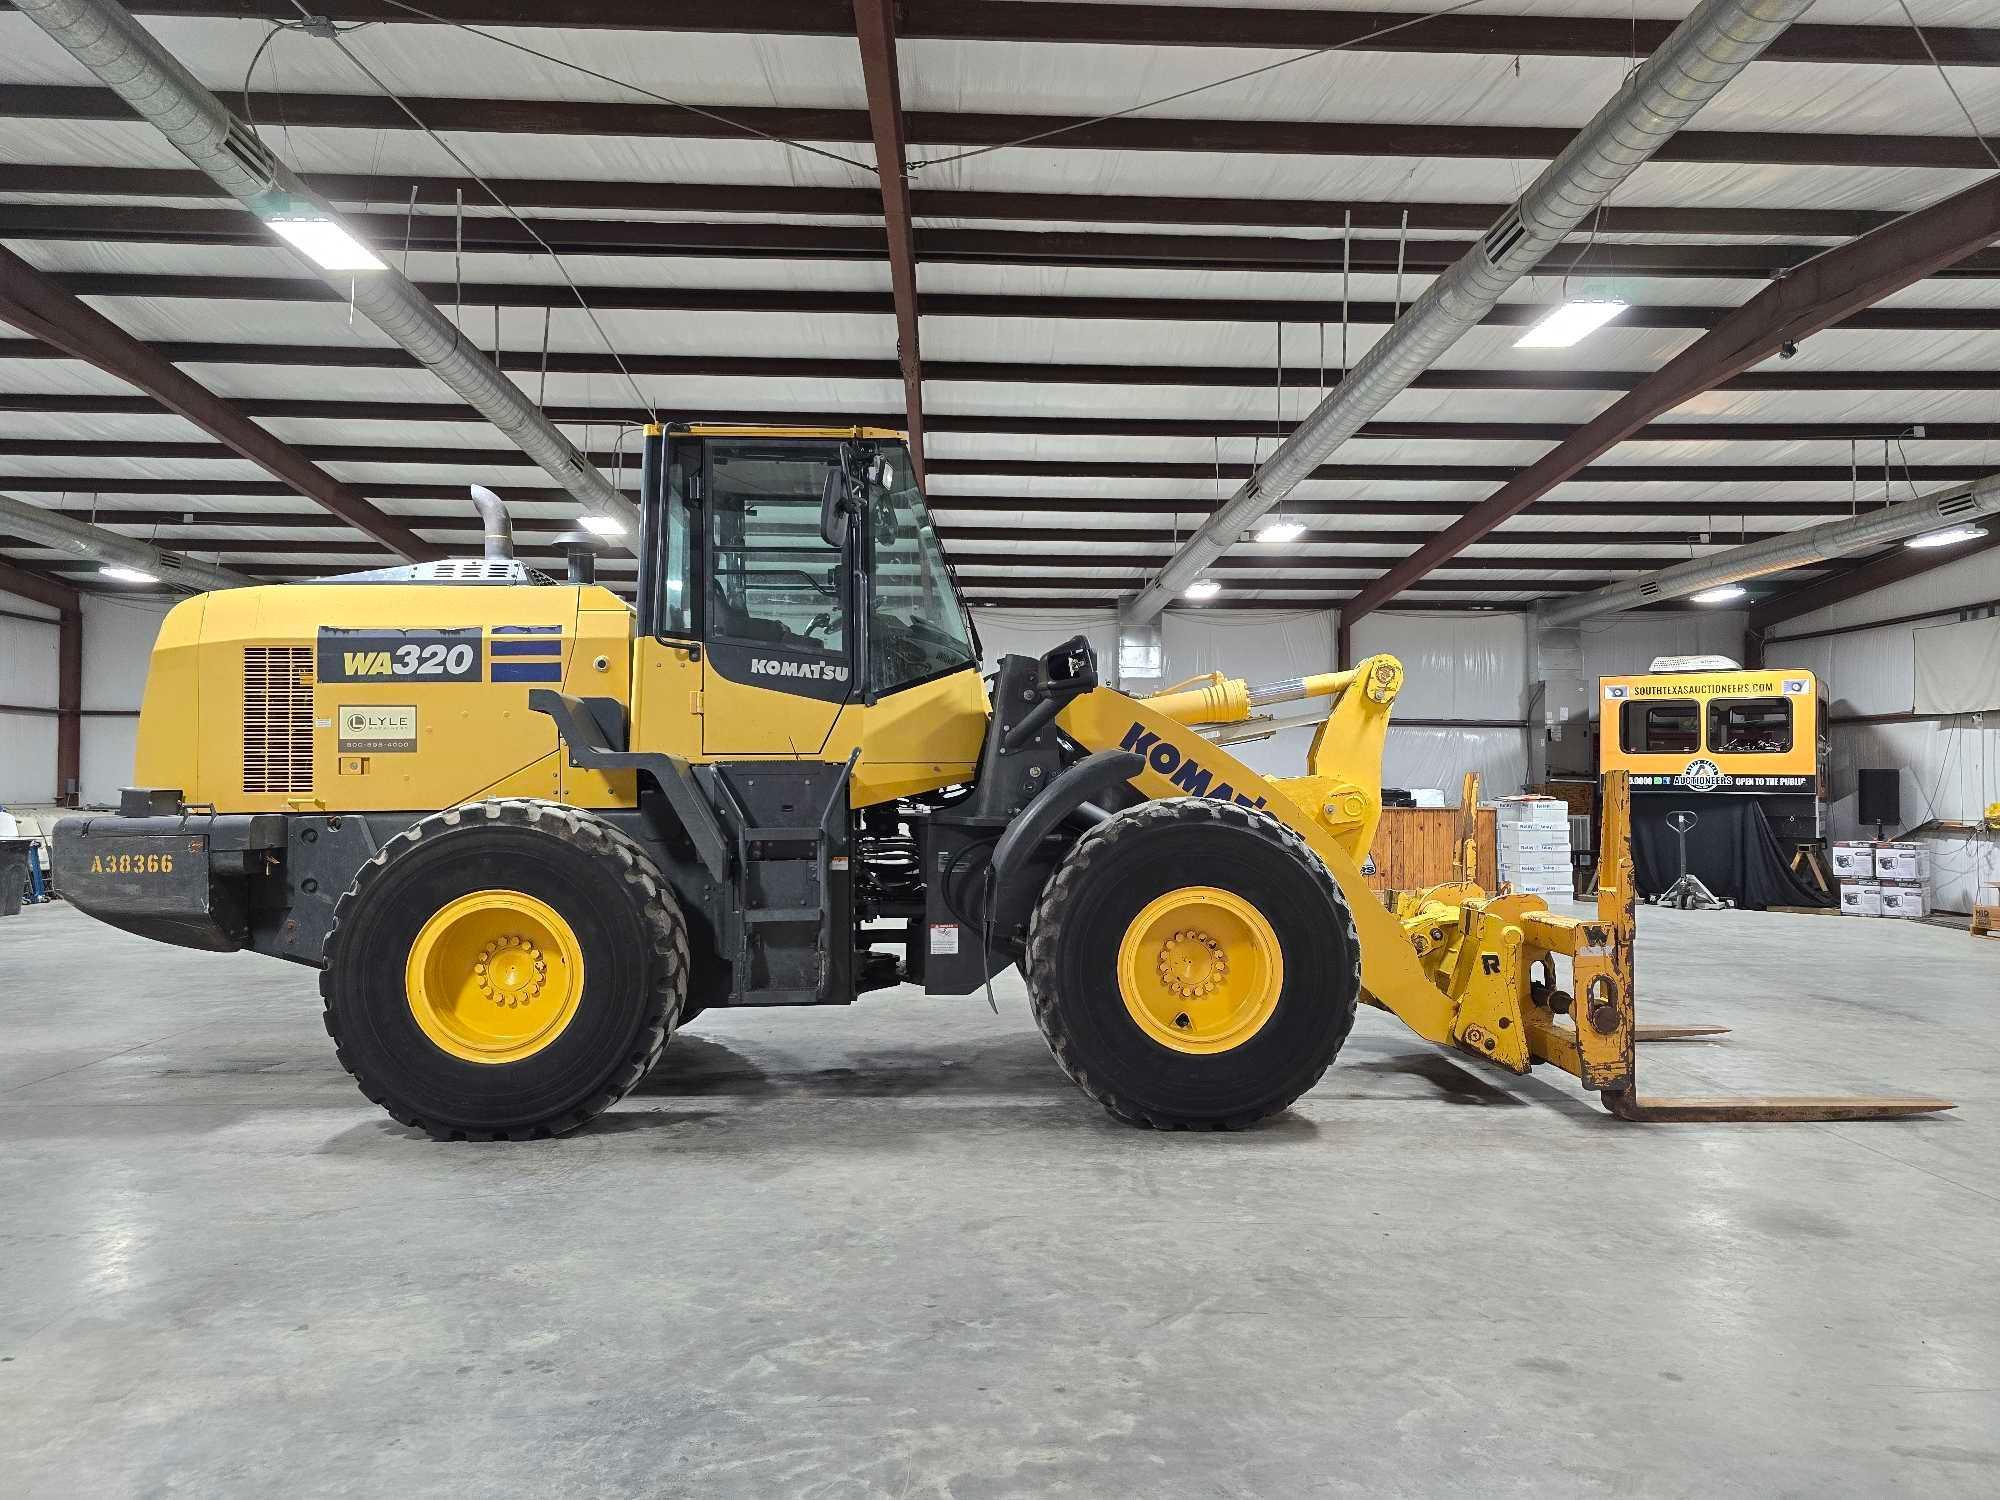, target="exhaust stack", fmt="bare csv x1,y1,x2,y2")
469,486,514,562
